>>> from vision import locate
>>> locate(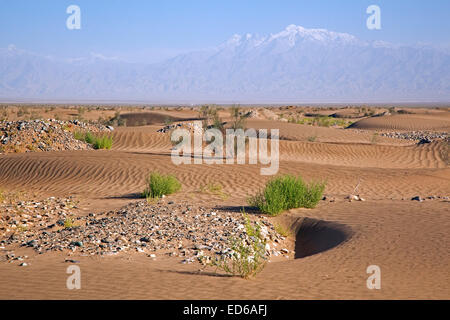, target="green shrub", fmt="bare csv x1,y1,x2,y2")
142,171,181,199
73,131,113,149
73,130,85,141
93,135,113,150
64,217,76,229
205,212,267,279
307,135,317,142
274,223,292,237
248,175,326,216
198,182,229,200
288,116,352,128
